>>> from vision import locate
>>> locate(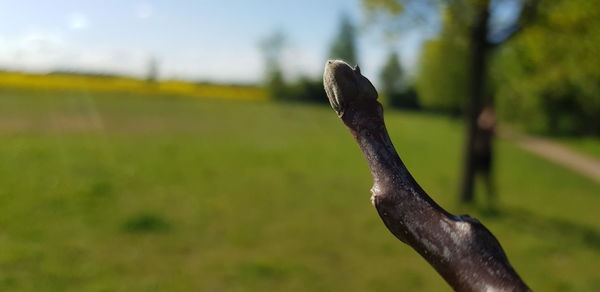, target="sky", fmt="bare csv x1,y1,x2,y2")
0,0,433,84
